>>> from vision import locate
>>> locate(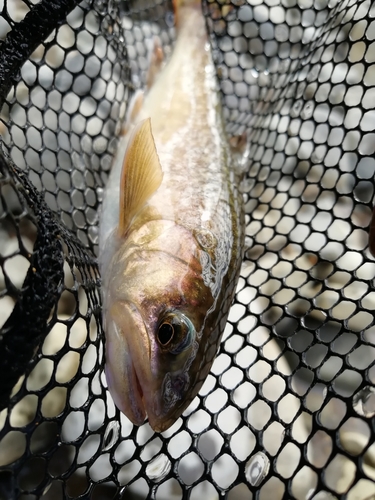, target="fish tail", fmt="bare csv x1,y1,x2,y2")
173,0,202,26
